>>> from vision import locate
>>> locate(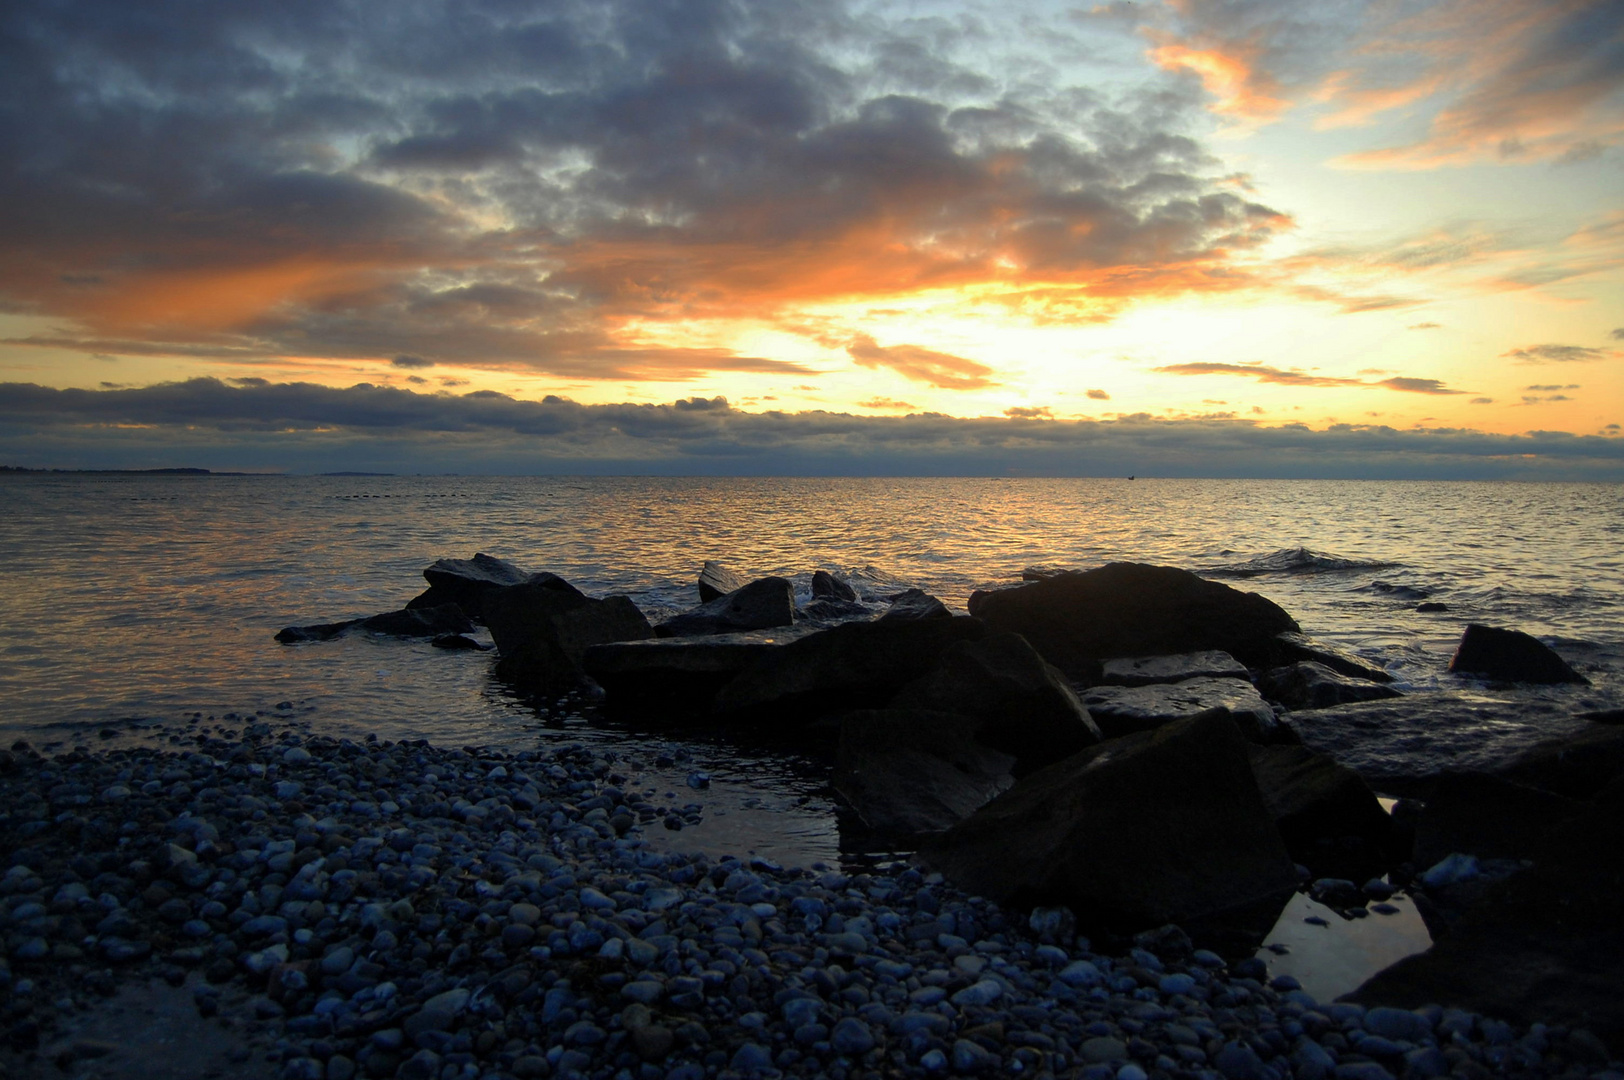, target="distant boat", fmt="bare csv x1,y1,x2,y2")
1127,475,1135,480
